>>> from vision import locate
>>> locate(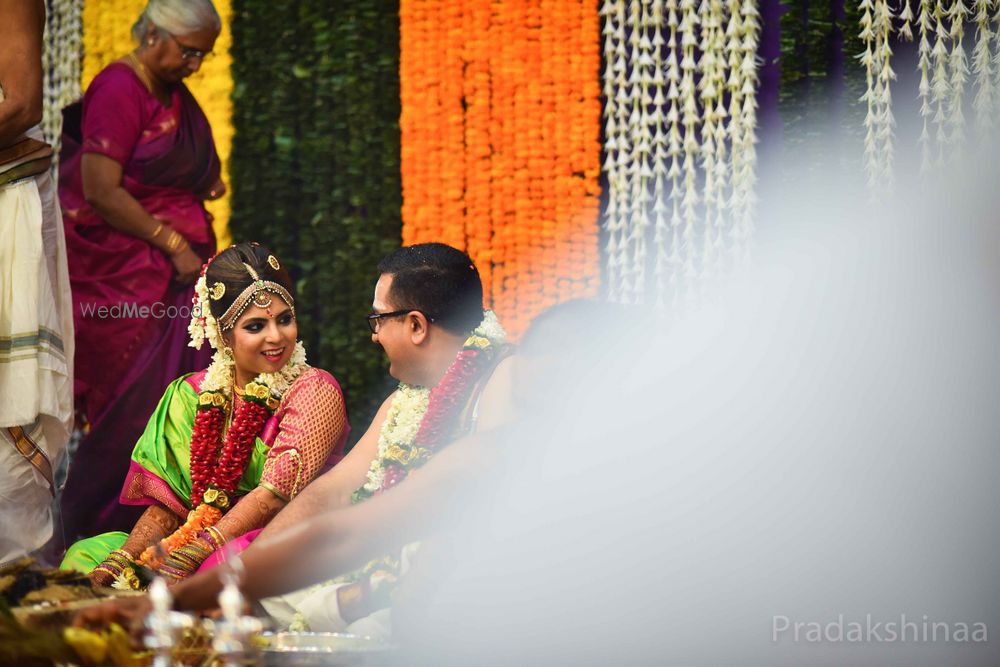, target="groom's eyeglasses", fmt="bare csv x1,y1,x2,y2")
366,309,435,333
366,310,411,334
